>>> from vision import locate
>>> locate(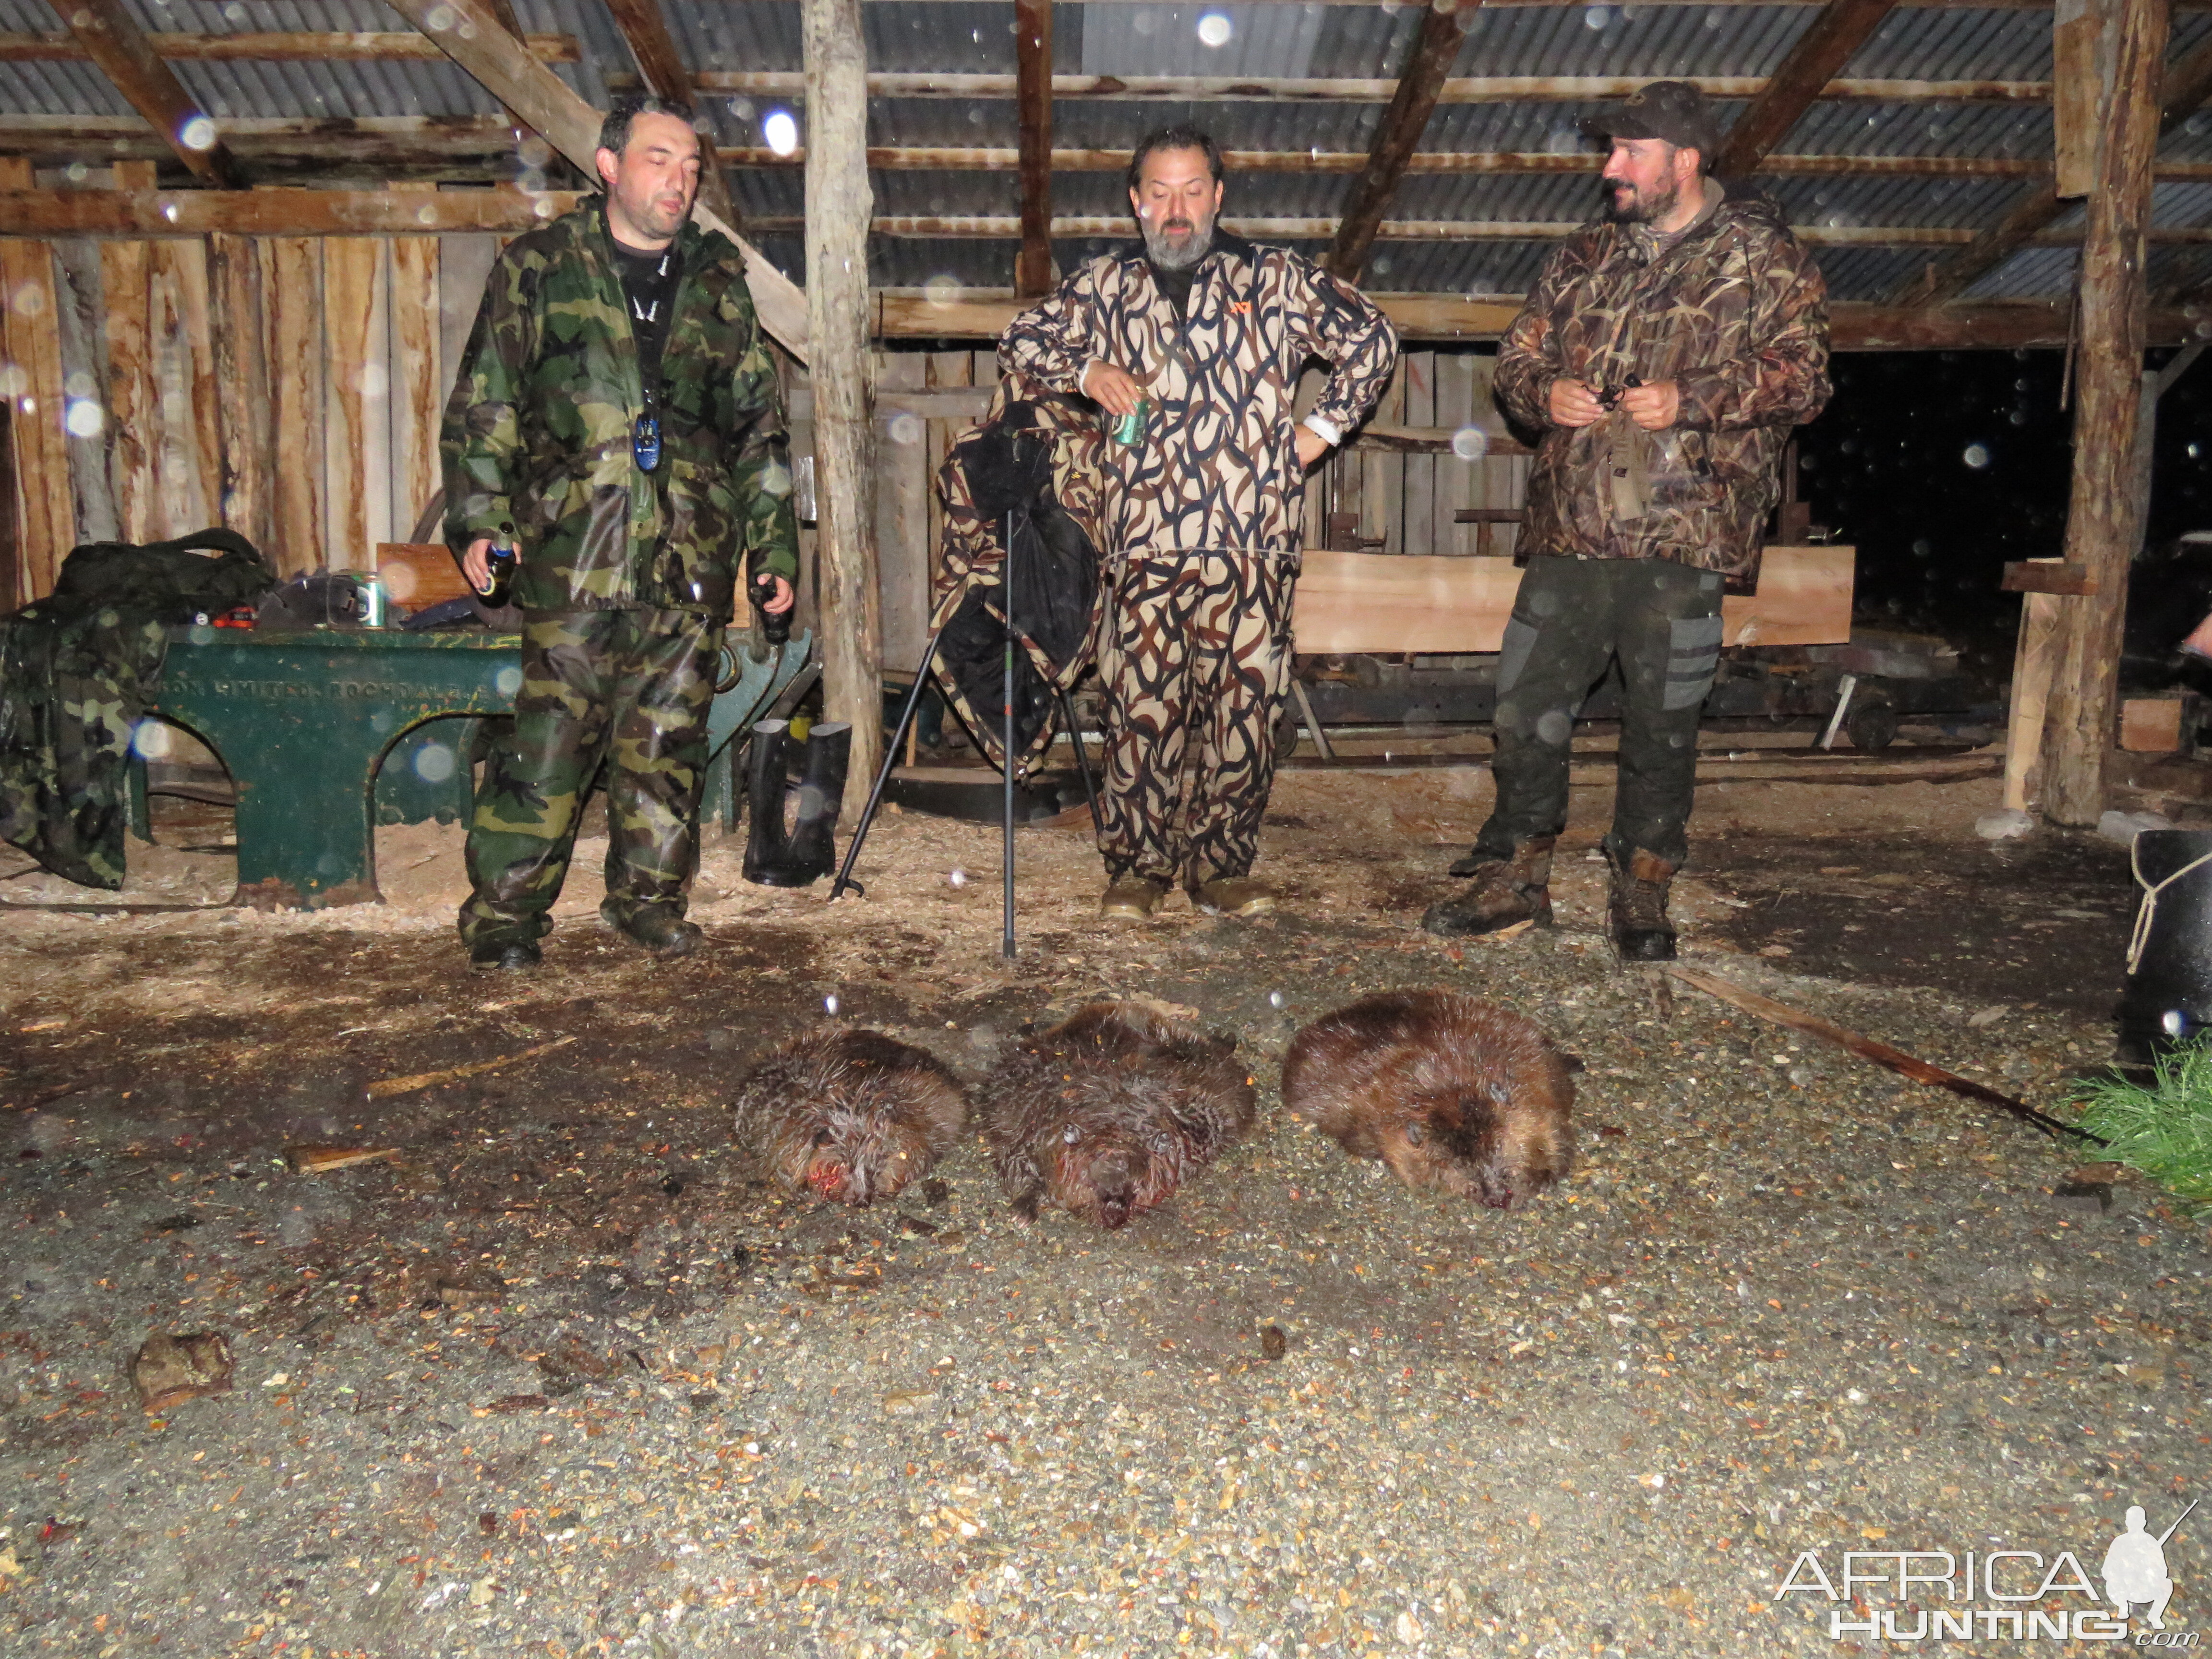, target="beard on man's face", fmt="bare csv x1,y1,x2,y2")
1142,205,1216,272
1601,171,1680,227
